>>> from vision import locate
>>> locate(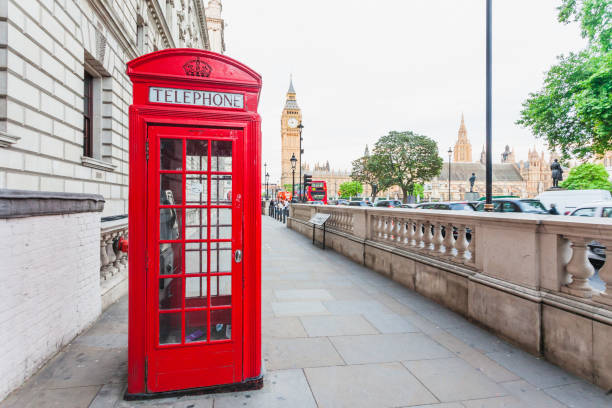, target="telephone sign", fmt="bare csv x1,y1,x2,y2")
126,49,262,398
